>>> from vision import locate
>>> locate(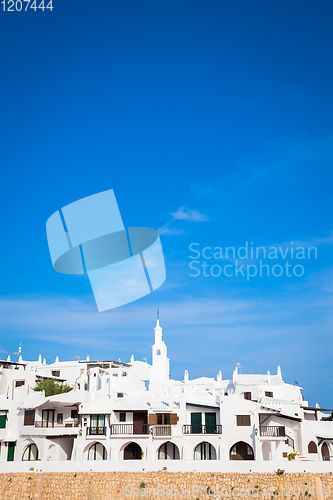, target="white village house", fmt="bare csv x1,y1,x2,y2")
0,319,332,464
